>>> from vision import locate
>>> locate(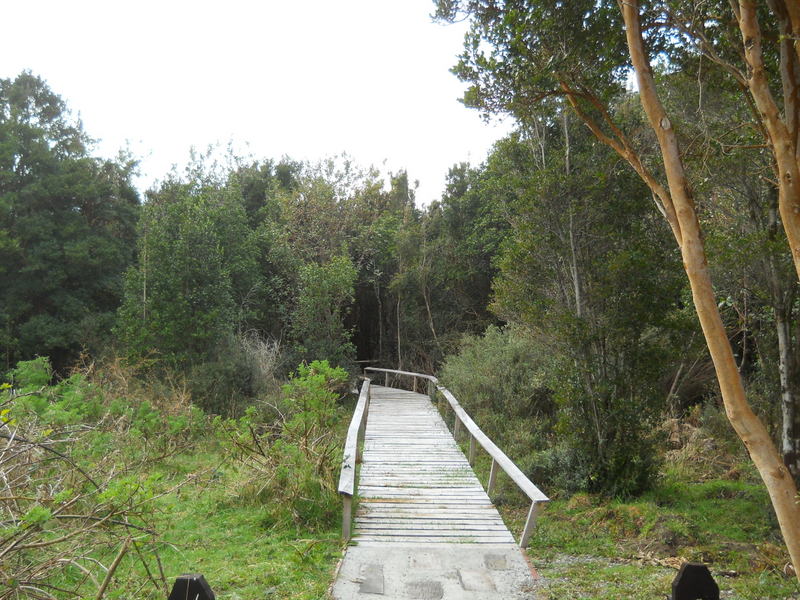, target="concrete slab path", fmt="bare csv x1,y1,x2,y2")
331,386,539,599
